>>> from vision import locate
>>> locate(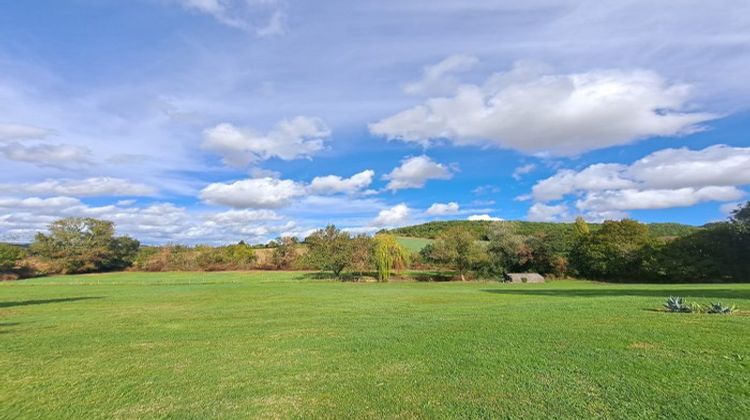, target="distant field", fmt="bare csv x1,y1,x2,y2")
395,236,432,252
2,272,749,418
